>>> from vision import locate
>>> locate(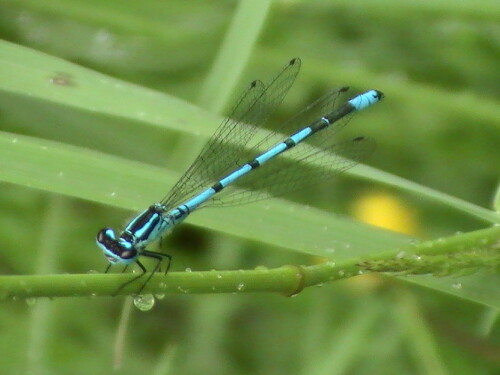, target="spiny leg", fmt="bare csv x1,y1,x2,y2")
137,250,172,294
149,249,173,275
112,261,147,296
163,254,172,275
109,251,172,296
104,263,129,274
156,237,169,273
